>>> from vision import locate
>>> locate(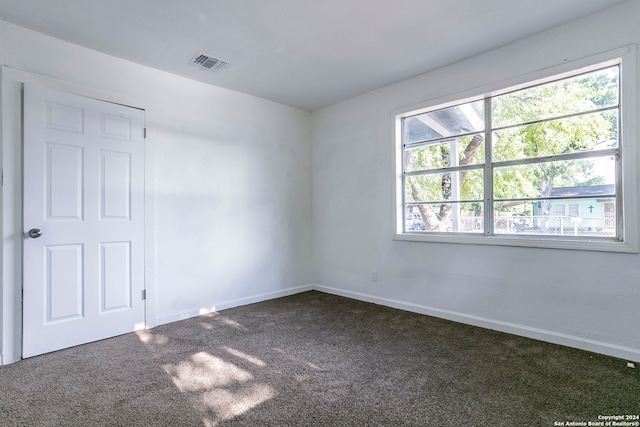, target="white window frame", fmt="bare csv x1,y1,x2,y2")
393,46,637,253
